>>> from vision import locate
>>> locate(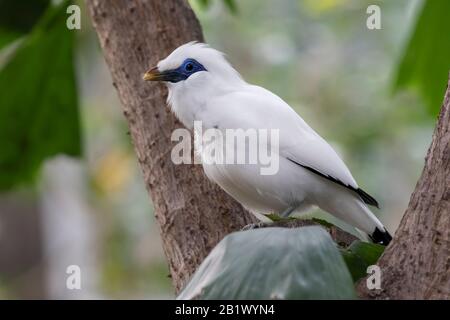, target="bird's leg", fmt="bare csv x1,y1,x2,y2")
241,206,297,231
280,206,296,218
241,222,267,231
